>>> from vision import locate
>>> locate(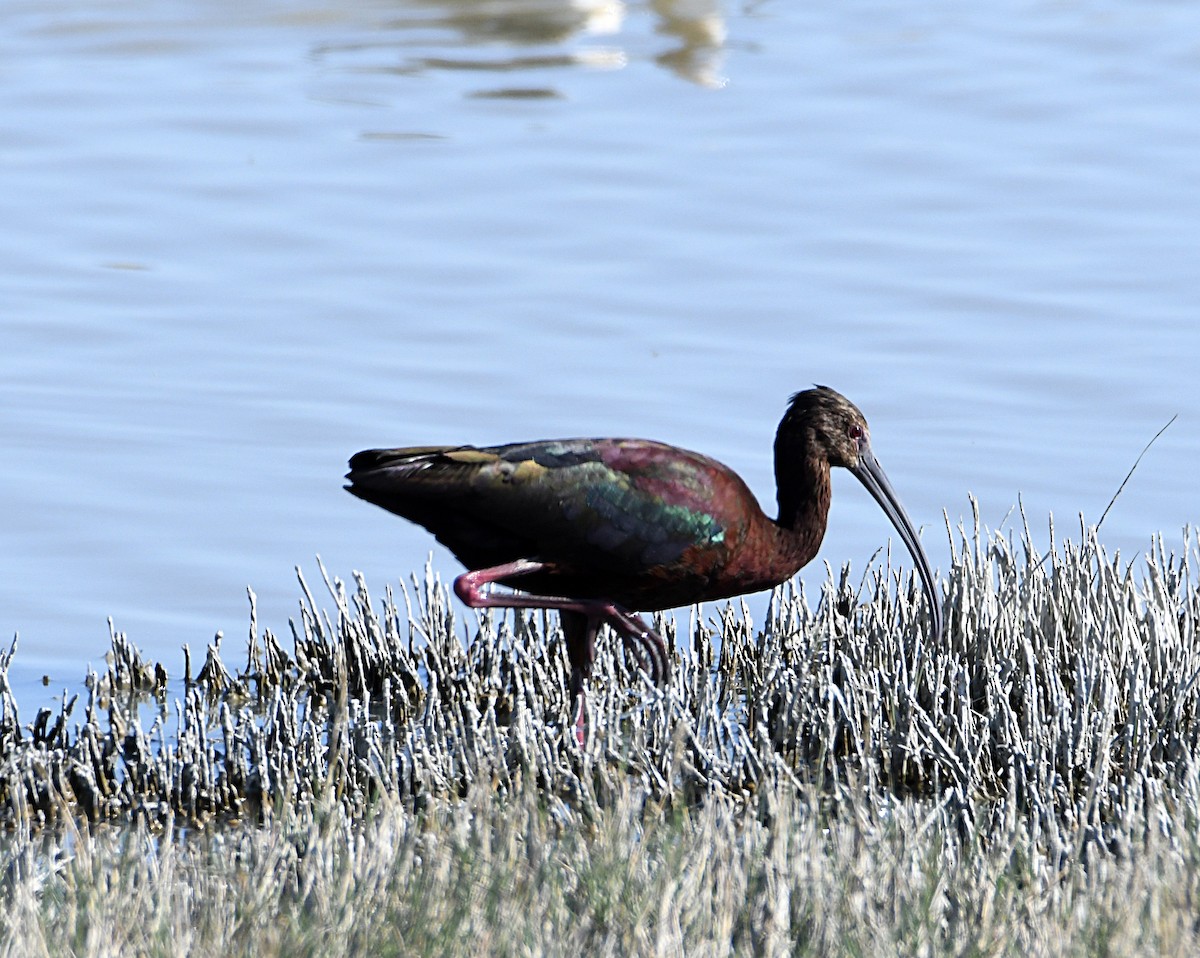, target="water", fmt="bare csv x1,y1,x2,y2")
3,0,1198,709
